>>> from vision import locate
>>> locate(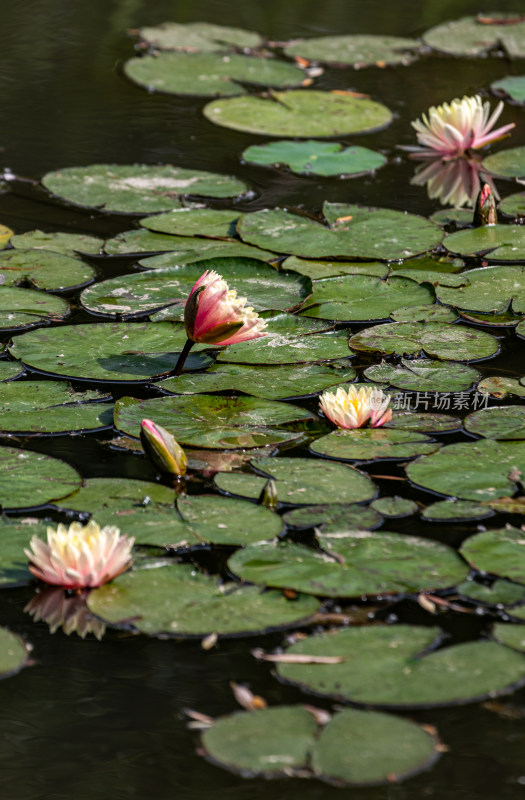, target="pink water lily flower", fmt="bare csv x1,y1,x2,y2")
25,520,134,589
409,95,515,159
319,386,392,430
